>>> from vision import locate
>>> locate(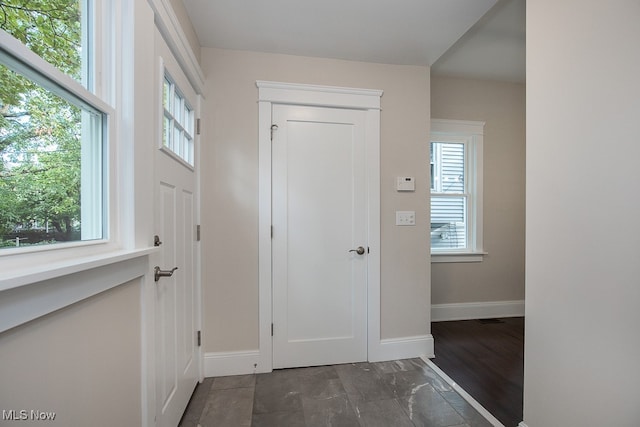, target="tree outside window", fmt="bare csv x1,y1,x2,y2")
0,1,103,249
